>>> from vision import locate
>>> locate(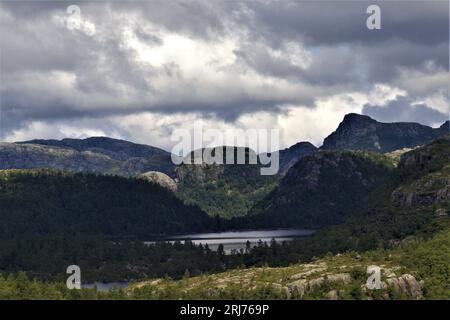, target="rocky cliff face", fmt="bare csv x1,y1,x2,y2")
390,135,450,211
322,113,448,152
391,168,450,208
